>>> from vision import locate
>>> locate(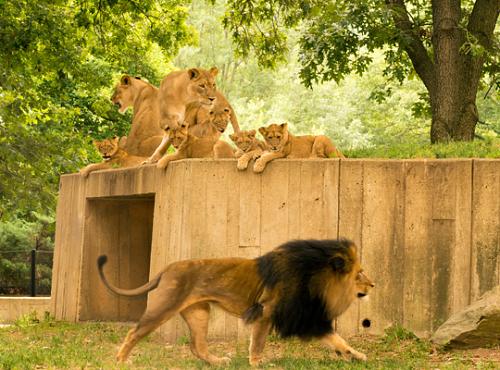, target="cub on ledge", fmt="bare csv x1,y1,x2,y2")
254,122,345,173
97,238,374,366
79,137,147,178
